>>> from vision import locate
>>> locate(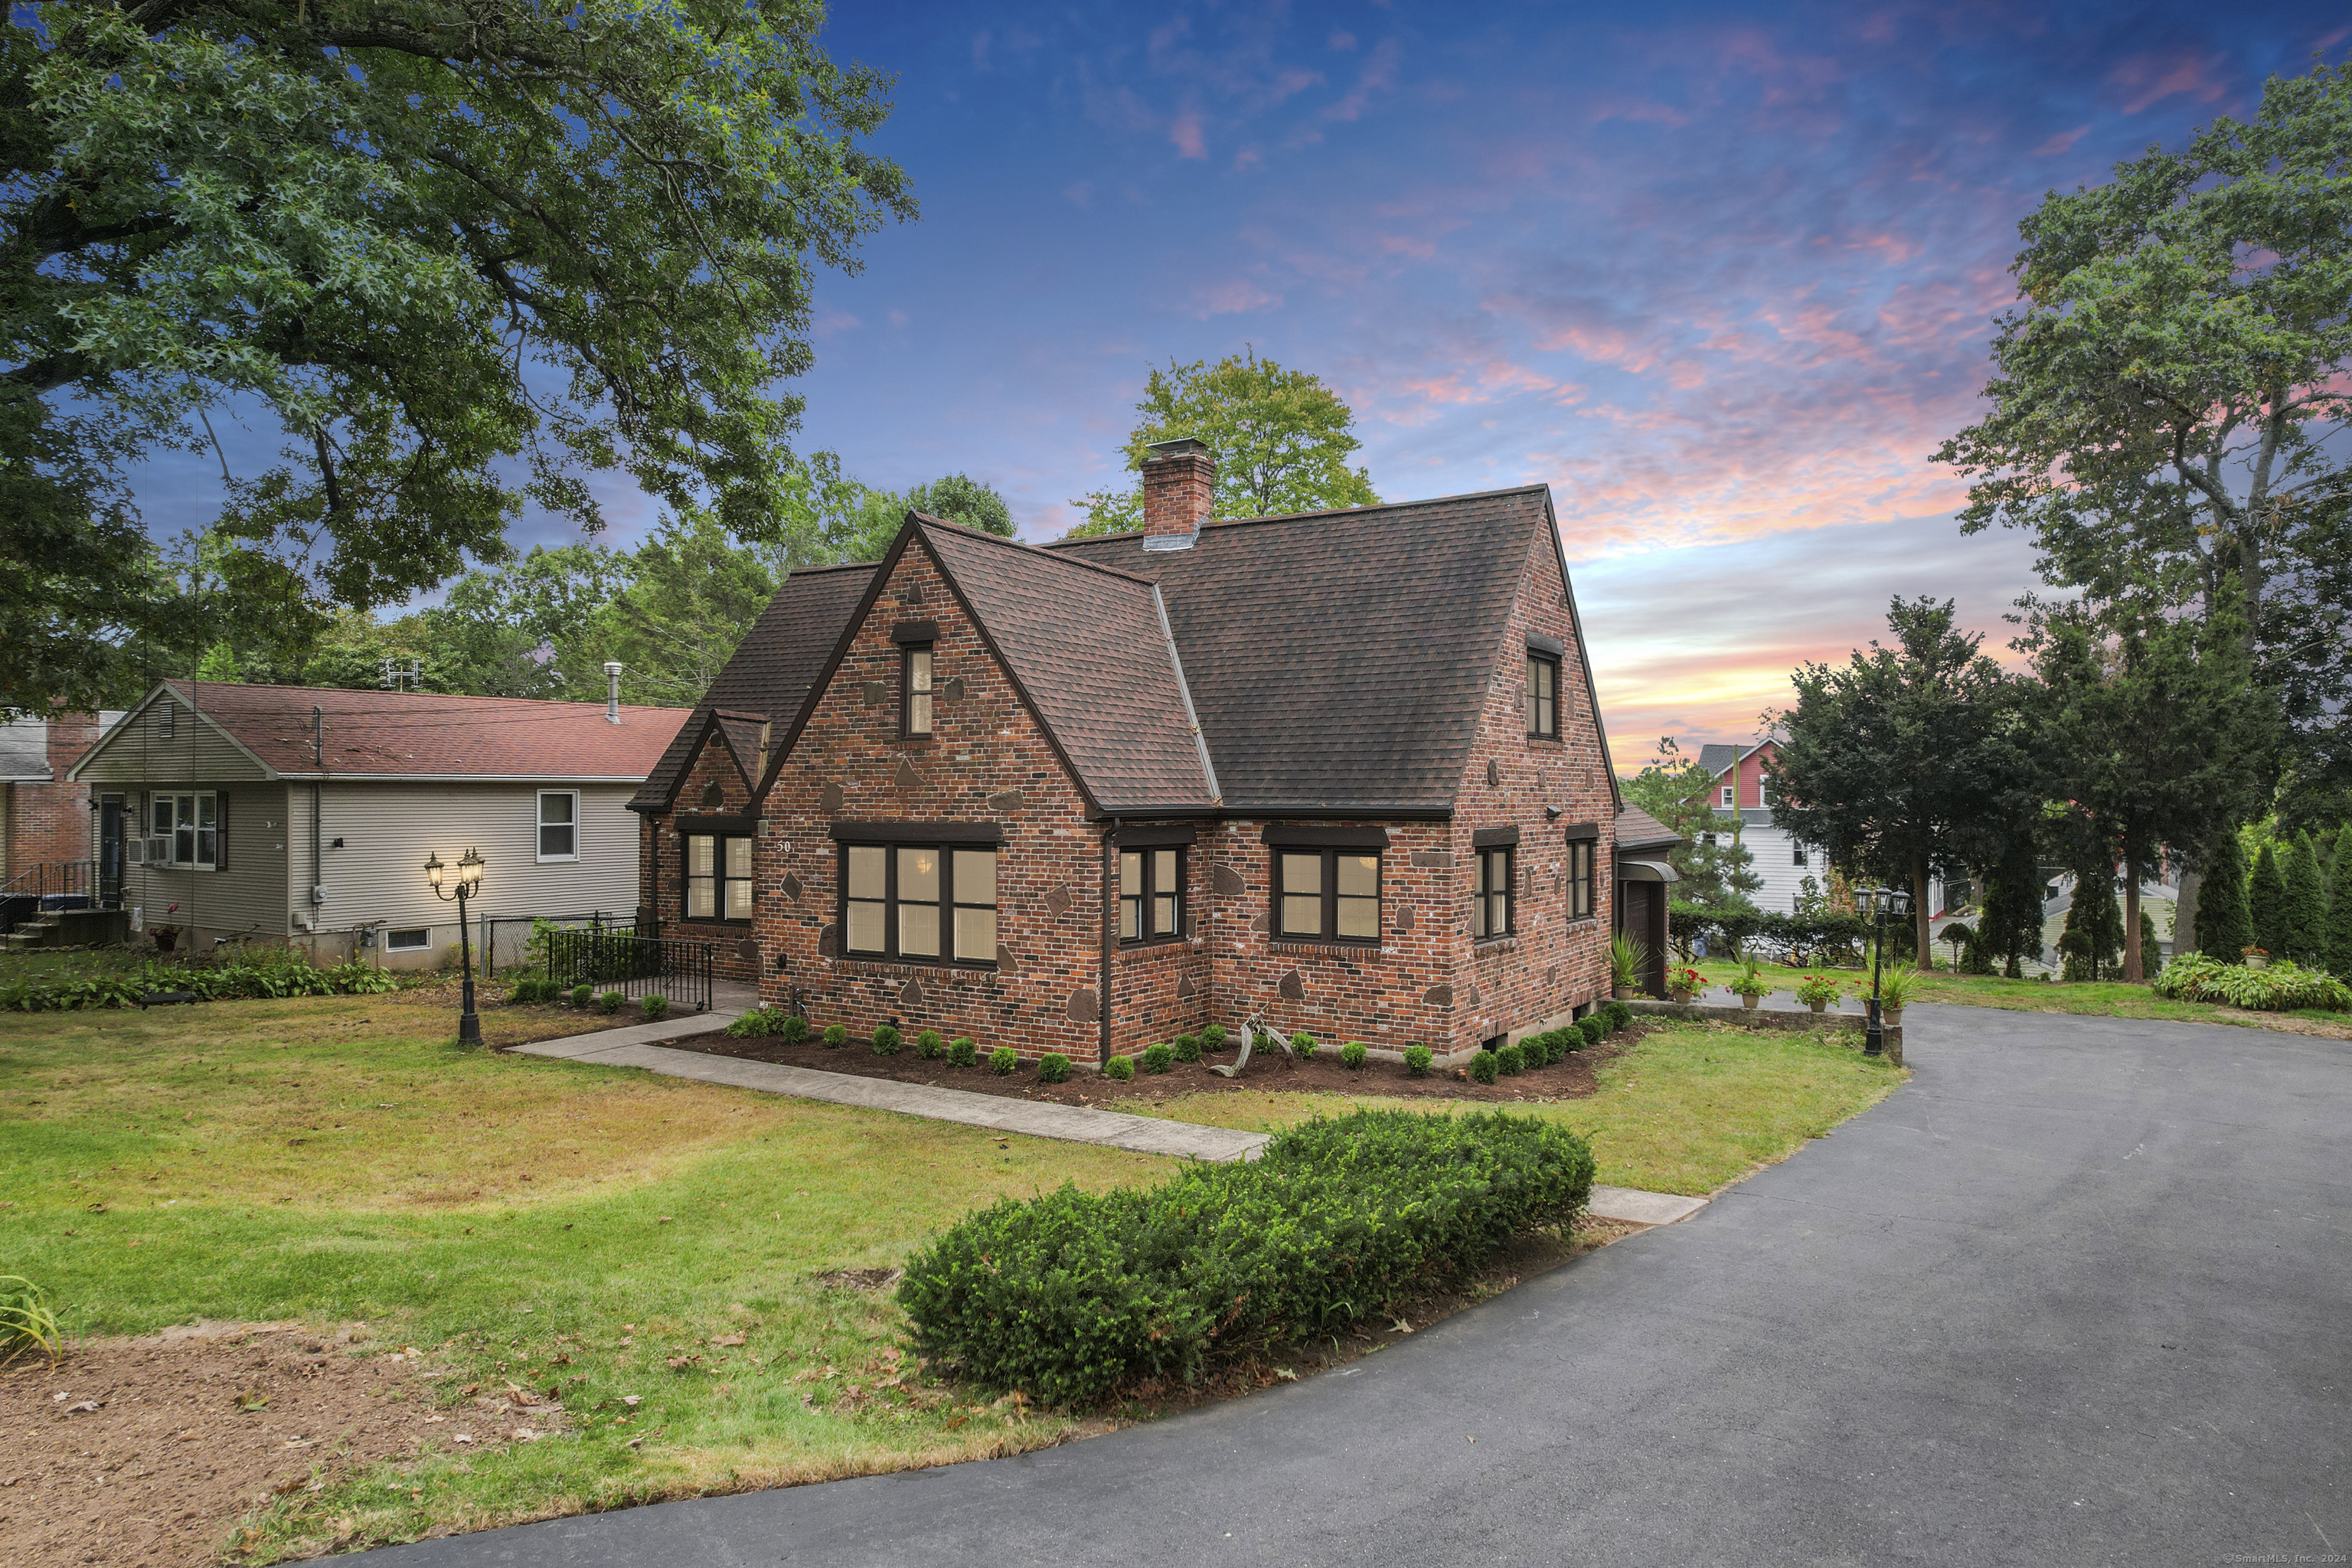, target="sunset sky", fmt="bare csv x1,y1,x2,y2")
132,1,2342,771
